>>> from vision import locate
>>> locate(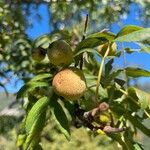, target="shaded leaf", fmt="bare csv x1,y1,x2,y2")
17,82,49,99
124,48,137,54
75,38,103,52
63,100,76,120
103,69,122,87
125,112,150,137
107,133,128,150
105,59,114,77
75,31,115,52
50,98,70,140
114,78,125,87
